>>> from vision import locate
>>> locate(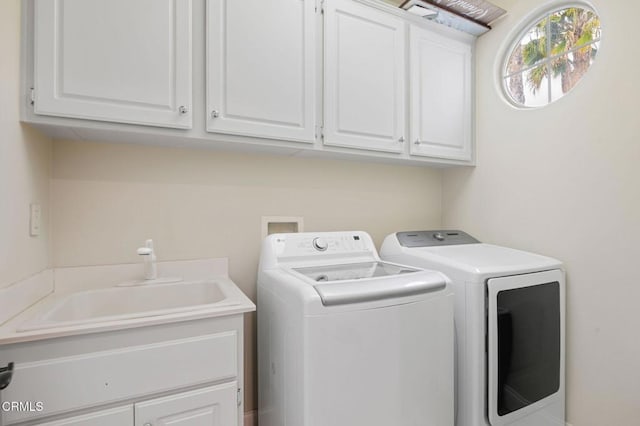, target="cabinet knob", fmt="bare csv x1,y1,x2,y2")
414,139,422,145
211,110,220,119
144,423,152,426
398,136,405,143
178,106,189,114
